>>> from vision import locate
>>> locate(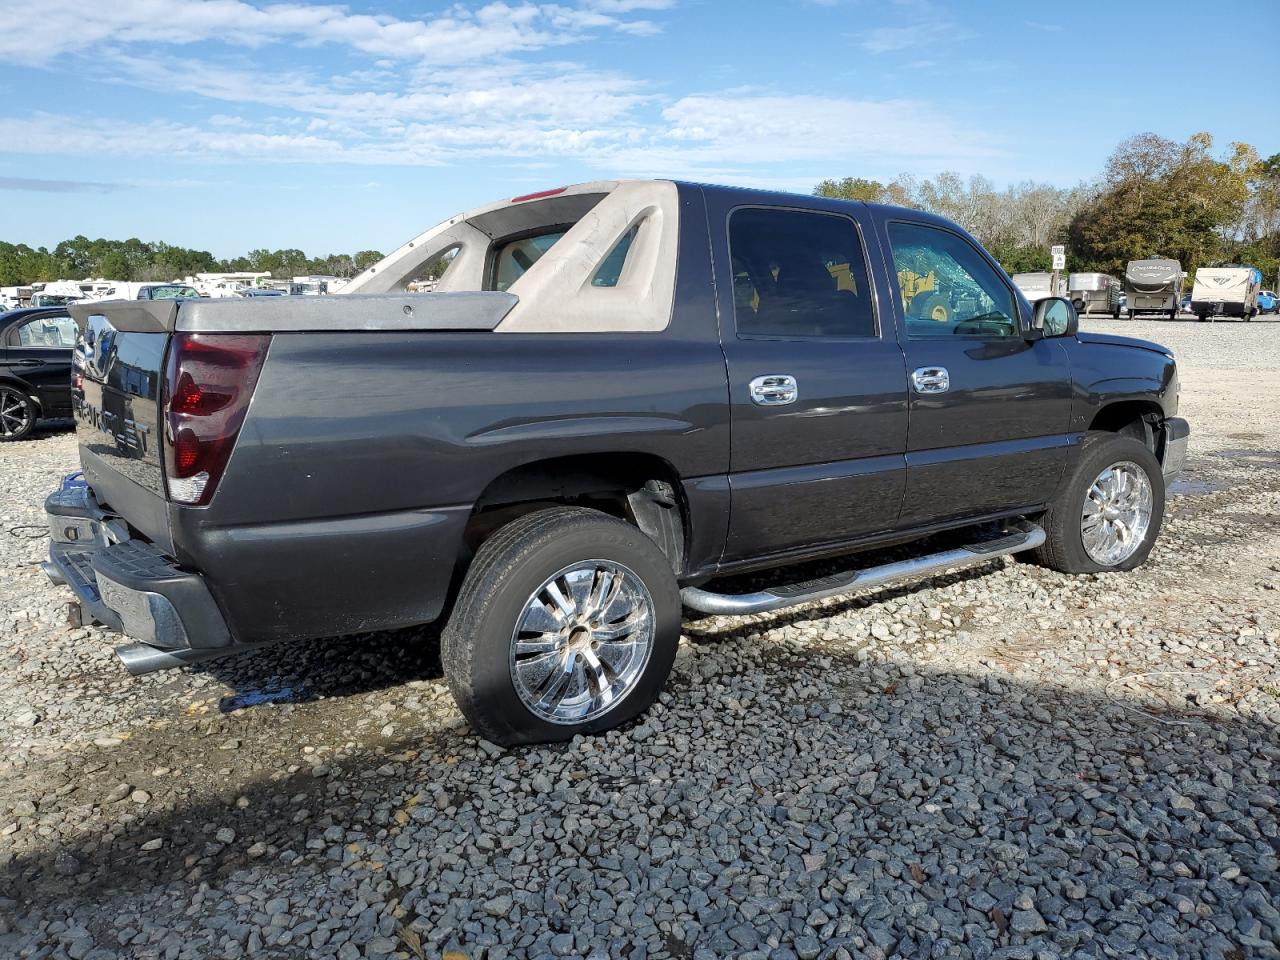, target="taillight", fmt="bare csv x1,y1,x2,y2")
511,186,567,203
162,333,269,506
